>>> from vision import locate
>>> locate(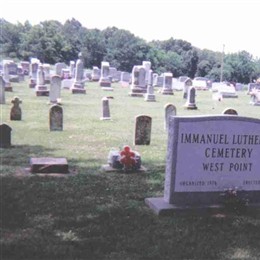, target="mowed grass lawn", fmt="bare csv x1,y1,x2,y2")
1,79,260,260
